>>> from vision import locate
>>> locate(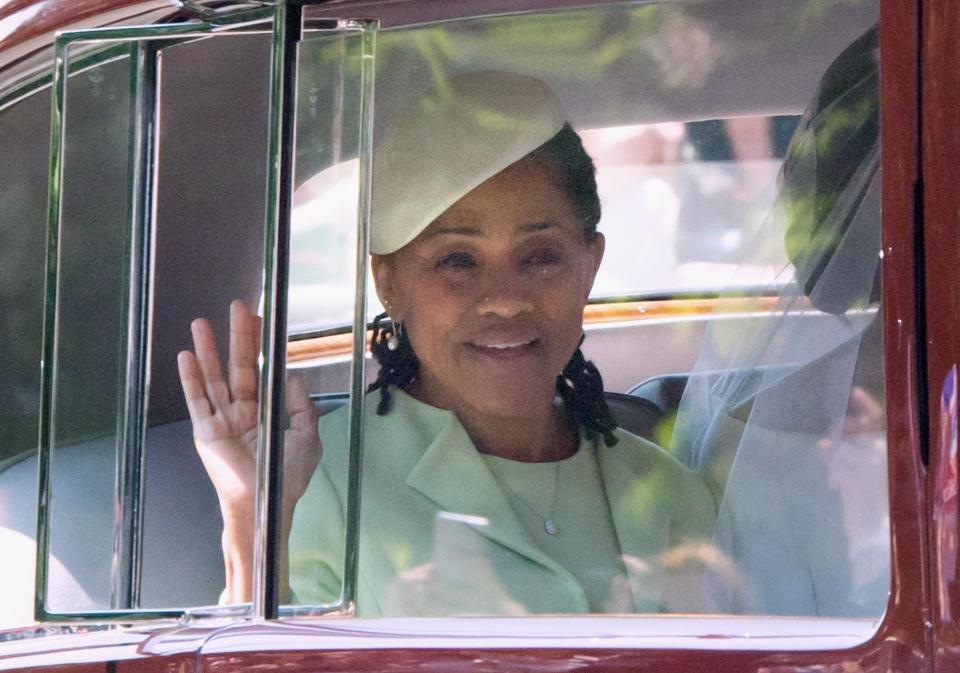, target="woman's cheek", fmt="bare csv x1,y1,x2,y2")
403,269,465,313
